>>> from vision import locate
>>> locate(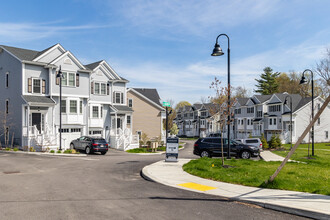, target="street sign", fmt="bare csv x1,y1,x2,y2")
163,102,171,107
165,137,179,162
